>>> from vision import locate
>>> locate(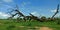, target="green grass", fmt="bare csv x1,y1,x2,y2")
0,20,60,30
